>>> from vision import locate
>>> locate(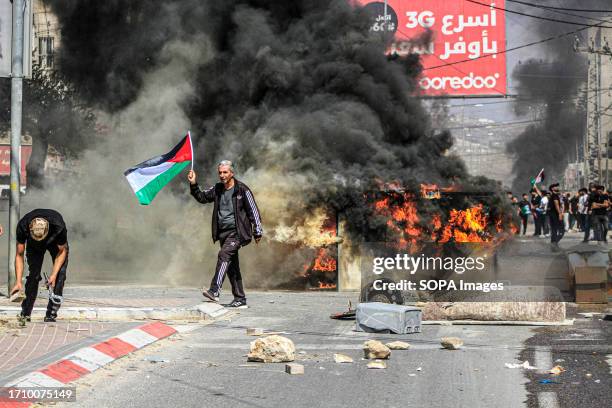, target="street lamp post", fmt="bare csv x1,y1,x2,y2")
7,0,25,295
